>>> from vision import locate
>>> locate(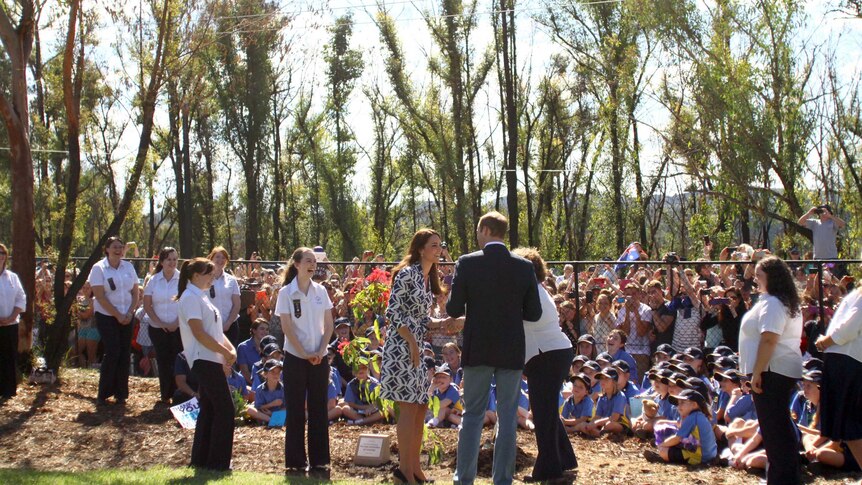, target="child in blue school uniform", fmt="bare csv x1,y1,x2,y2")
250,343,283,391
224,363,249,401
632,368,679,439
612,360,640,399
247,359,285,424
562,373,594,435
583,368,630,438
644,389,718,466
427,364,462,428
338,362,384,425
517,376,535,430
